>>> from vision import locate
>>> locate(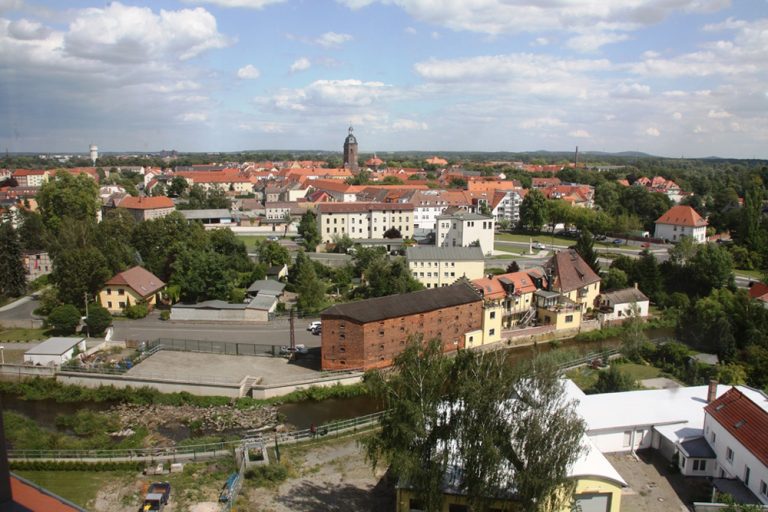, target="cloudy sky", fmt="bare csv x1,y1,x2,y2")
1,0,766,157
